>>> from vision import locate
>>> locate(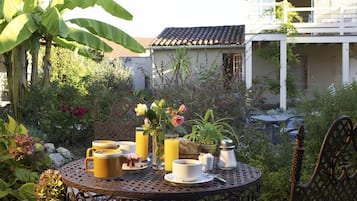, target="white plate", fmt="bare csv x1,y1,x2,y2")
164,173,214,184
122,162,148,171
